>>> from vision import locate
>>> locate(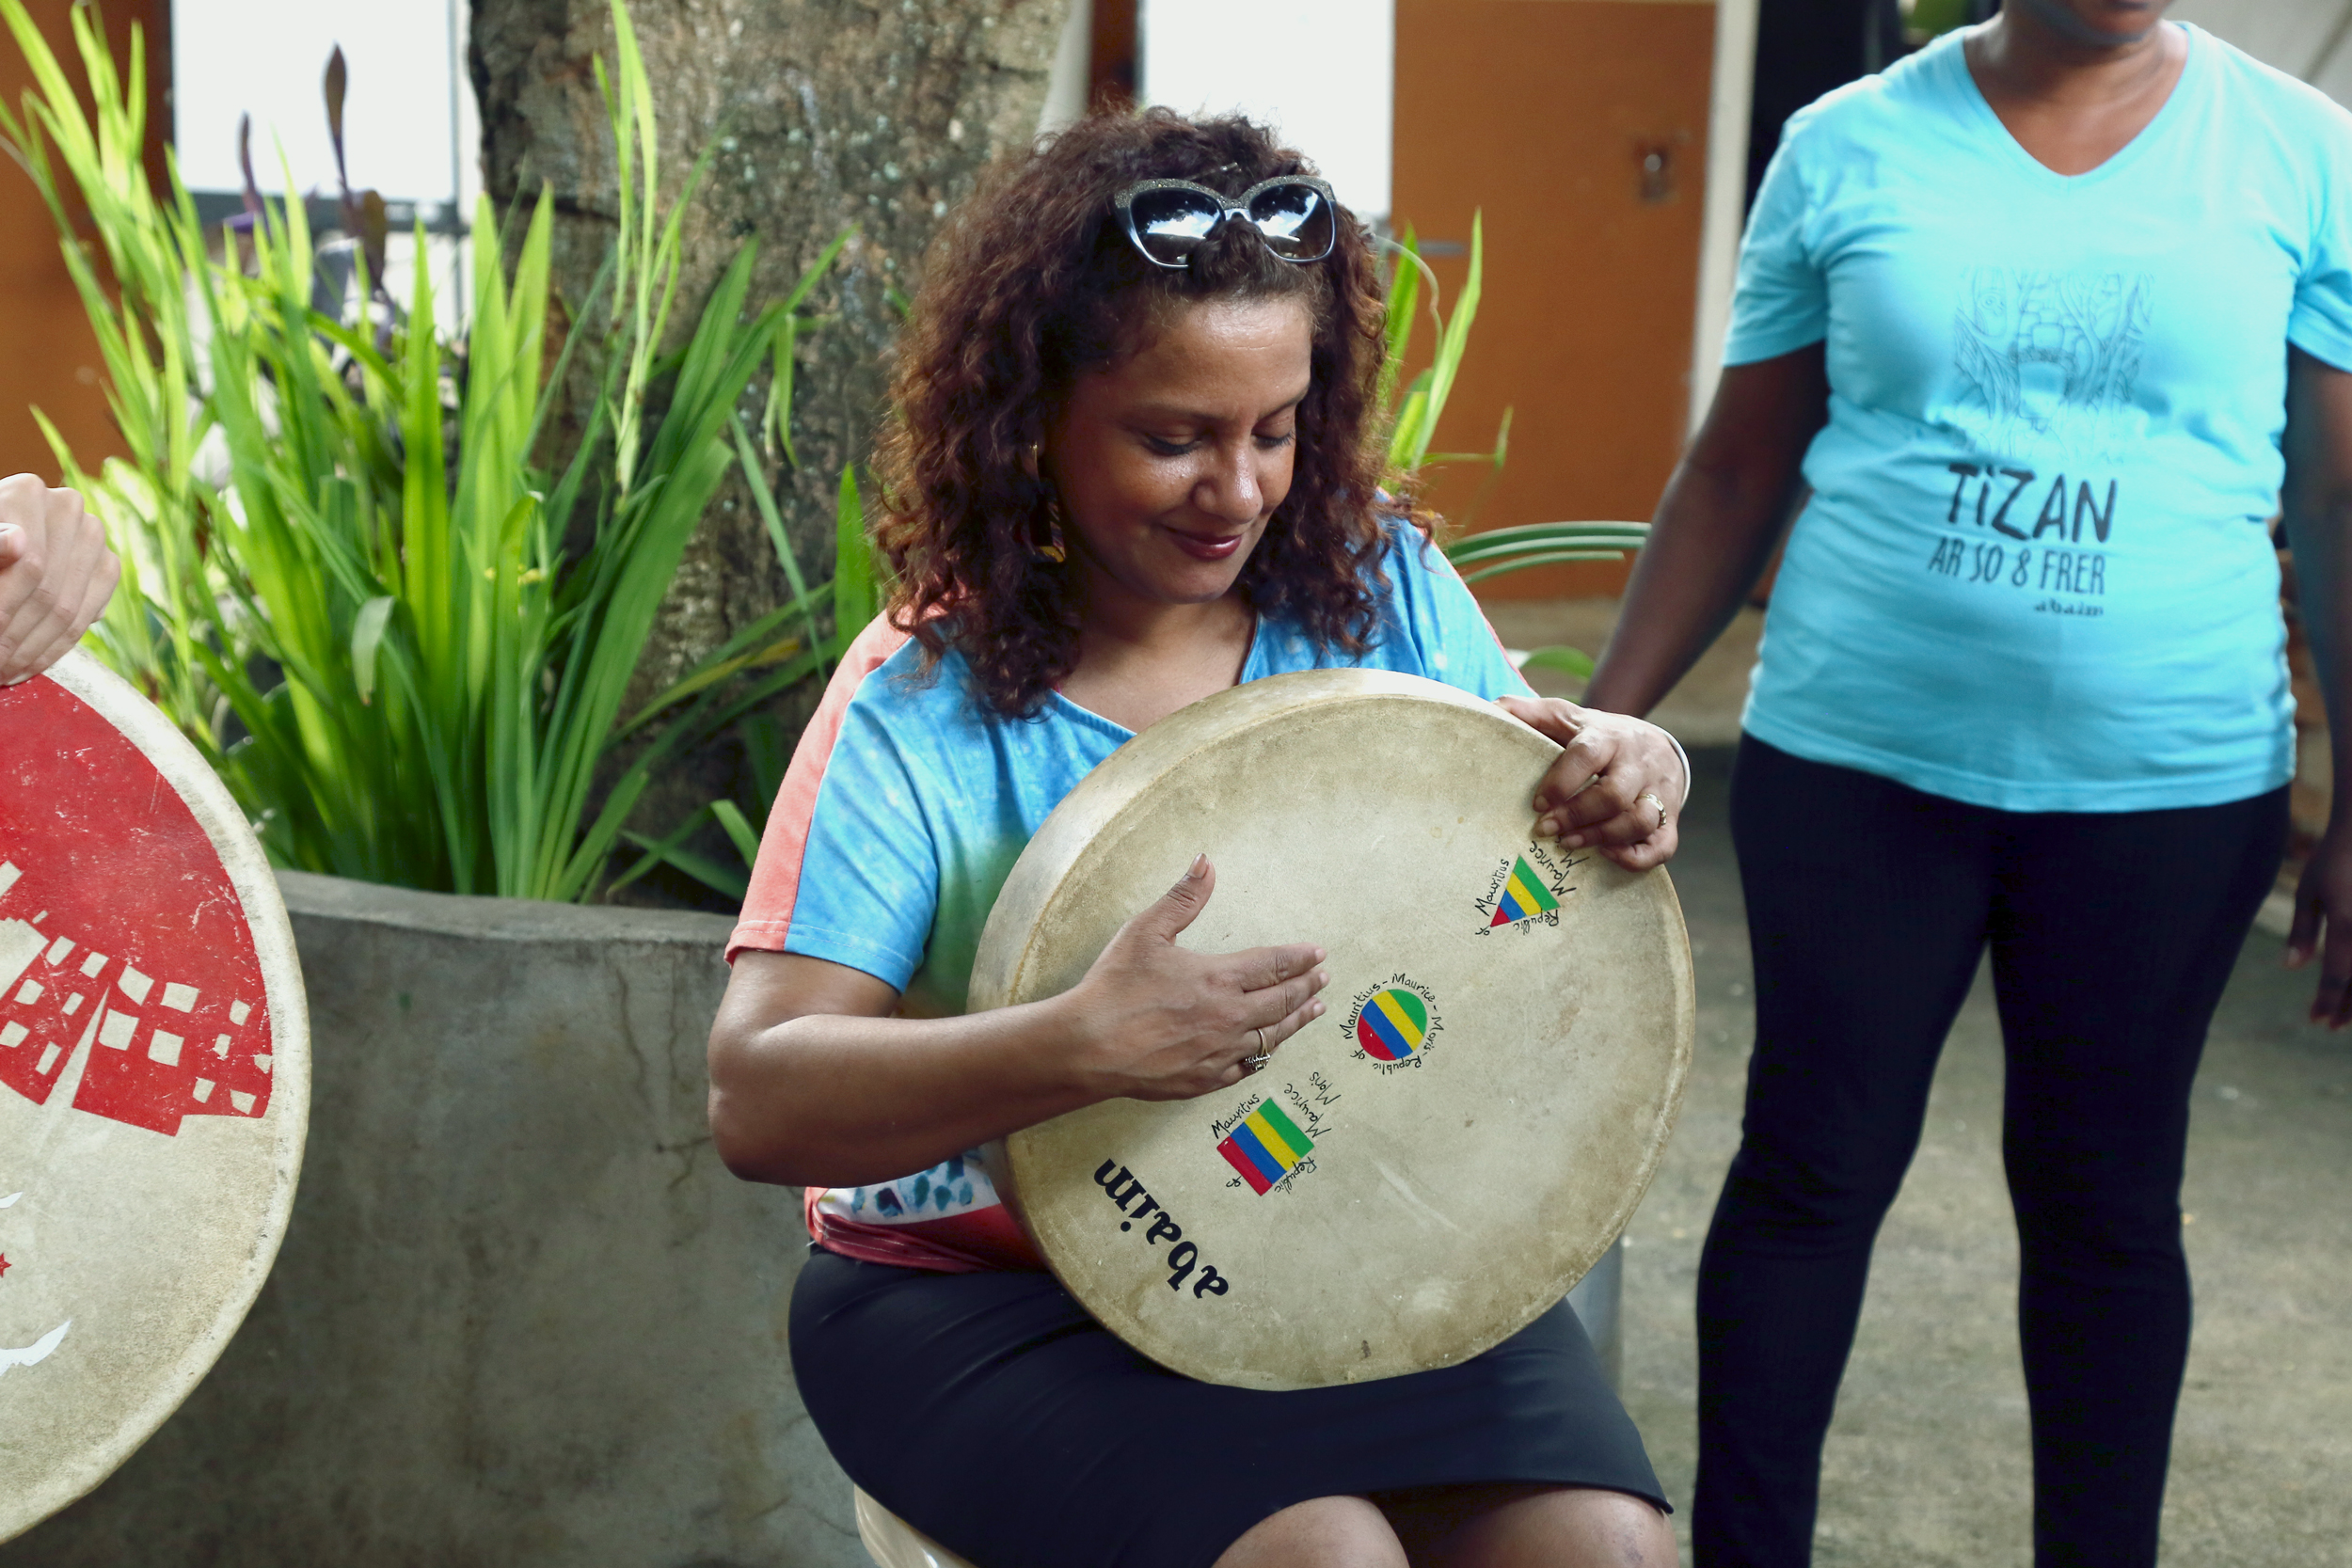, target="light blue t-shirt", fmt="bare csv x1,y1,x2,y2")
1725,24,2352,811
